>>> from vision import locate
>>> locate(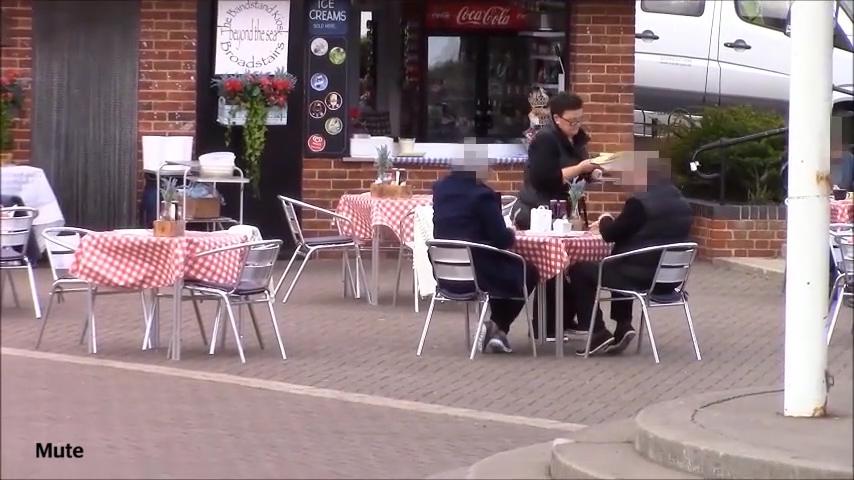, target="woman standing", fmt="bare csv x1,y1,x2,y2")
512,91,602,339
